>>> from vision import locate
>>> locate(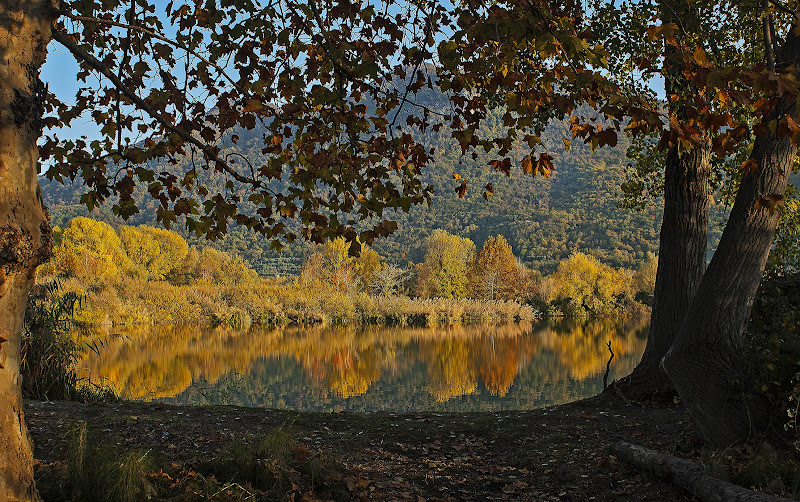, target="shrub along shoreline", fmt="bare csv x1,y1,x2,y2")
59,275,539,329
38,217,656,330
